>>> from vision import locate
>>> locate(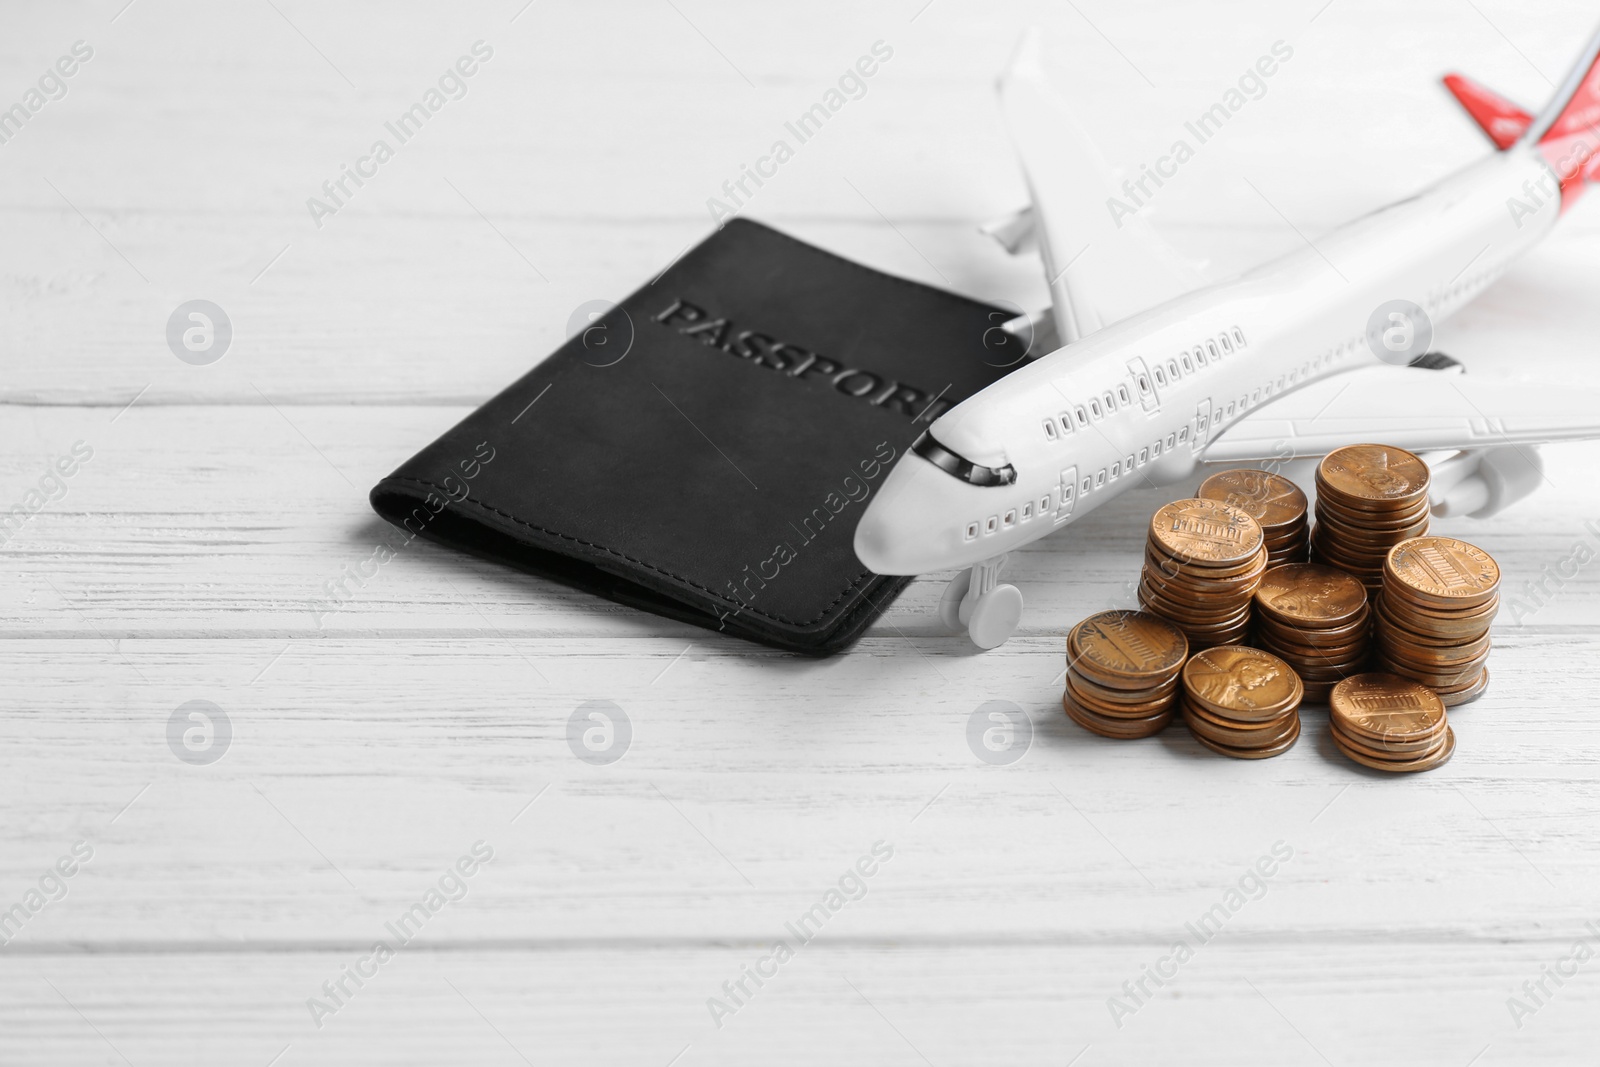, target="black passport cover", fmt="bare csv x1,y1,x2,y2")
370,218,1015,655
